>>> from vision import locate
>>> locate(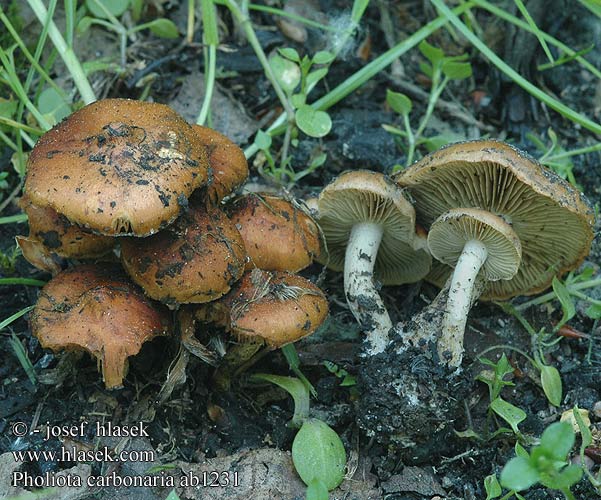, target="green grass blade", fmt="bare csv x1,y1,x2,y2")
248,4,336,32
0,278,46,286
9,332,37,385
473,0,601,80
0,213,28,224
513,0,554,63
430,0,601,136
0,305,35,331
